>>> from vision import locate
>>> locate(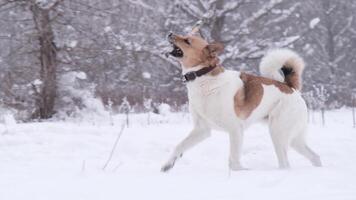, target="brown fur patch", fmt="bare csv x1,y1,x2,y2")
284,59,303,90
234,73,294,119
